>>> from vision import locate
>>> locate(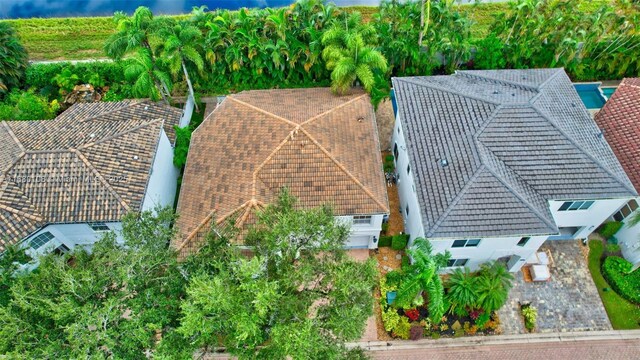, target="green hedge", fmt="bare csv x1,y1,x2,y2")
379,235,392,248
598,222,623,239
602,256,640,304
391,234,409,250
